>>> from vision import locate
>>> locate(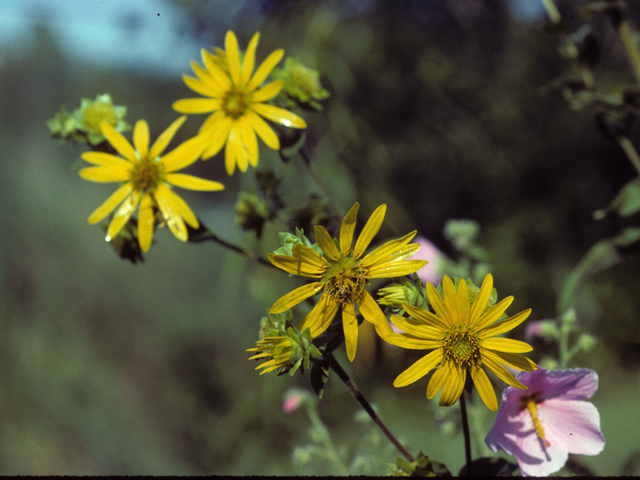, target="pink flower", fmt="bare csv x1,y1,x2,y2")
485,368,605,477
282,389,306,413
411,236,446,285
